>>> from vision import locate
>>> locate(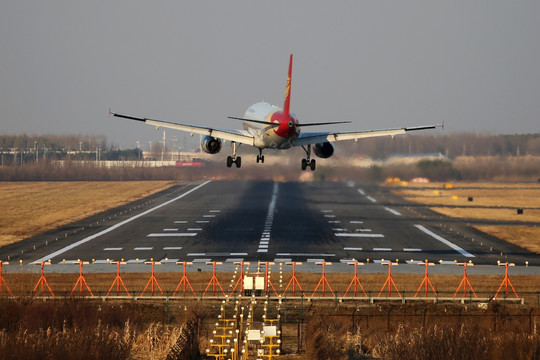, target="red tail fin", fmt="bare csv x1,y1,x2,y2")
283,54,293,115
